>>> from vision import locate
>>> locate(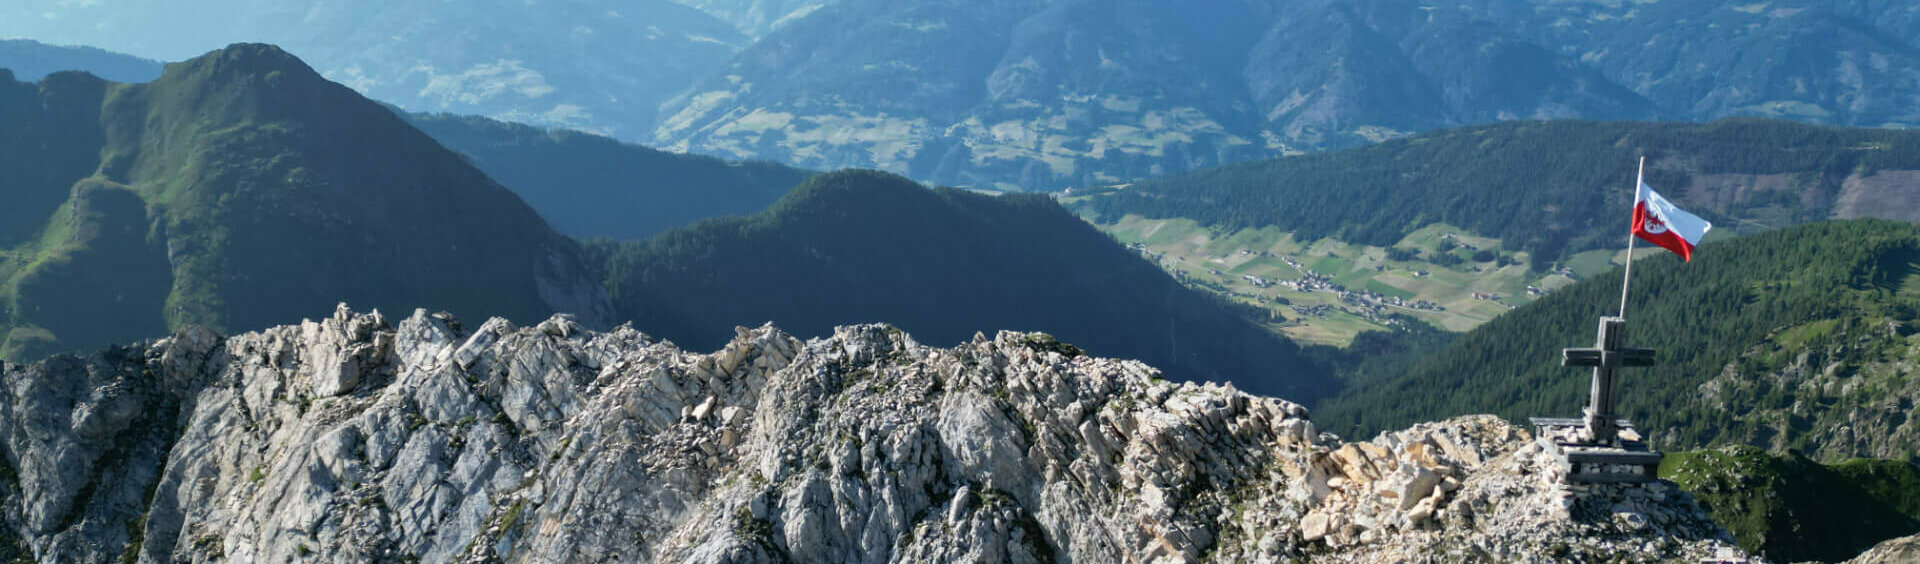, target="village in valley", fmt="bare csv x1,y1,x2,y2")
1099,215,1616,345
